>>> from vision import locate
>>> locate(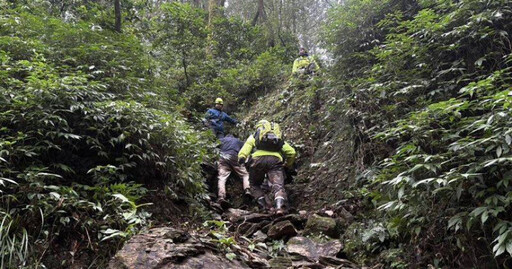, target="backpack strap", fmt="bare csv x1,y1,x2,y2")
254,129,260,140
